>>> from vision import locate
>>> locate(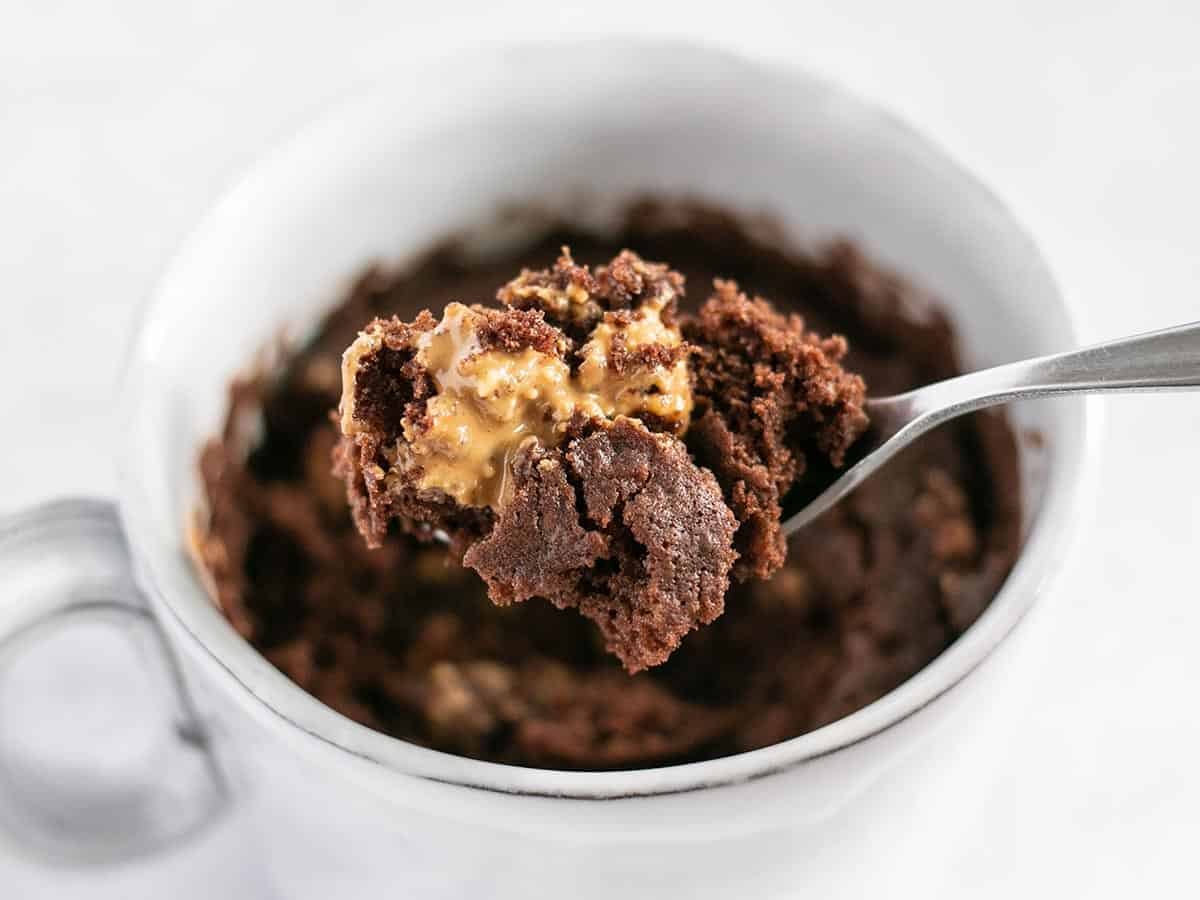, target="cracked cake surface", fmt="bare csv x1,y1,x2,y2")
463,417,737,671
